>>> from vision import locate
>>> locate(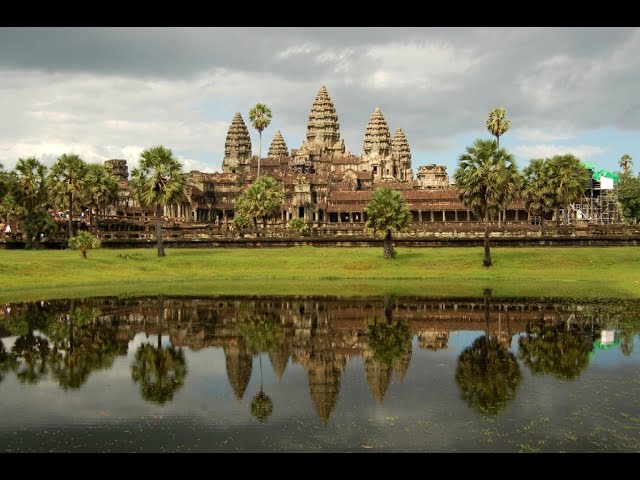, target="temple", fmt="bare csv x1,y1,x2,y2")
101,85,623,233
